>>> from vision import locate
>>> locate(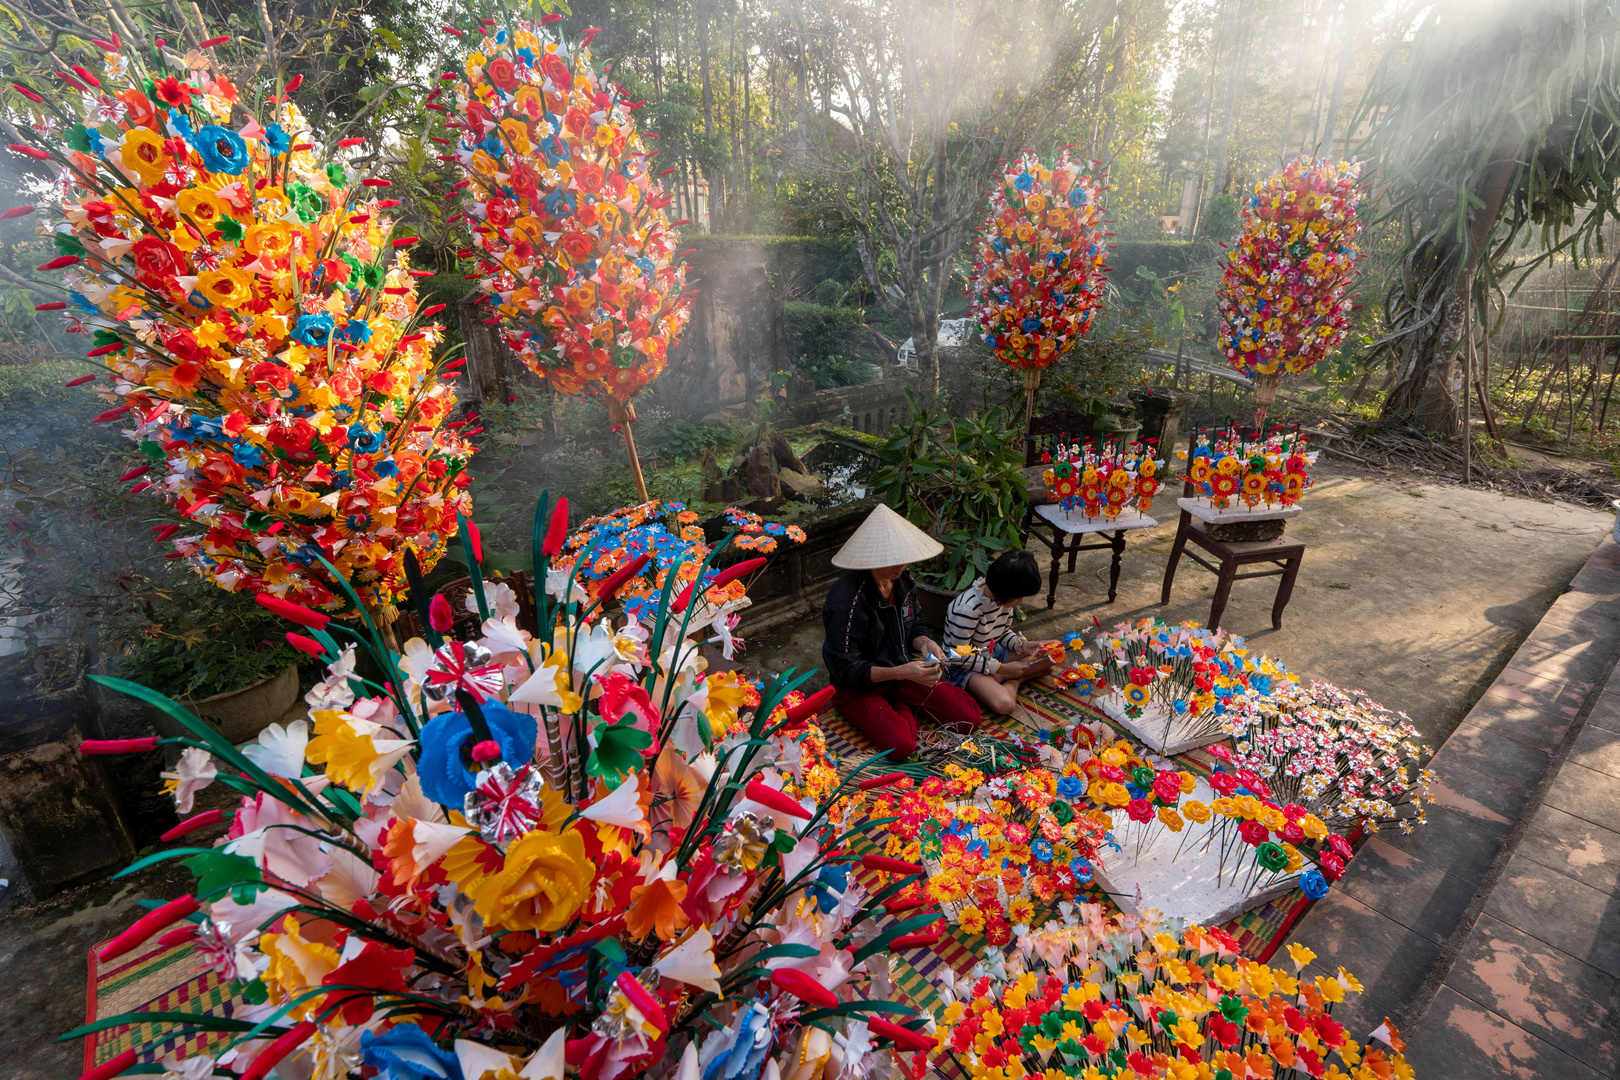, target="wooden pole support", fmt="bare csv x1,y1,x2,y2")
608,400,650,503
